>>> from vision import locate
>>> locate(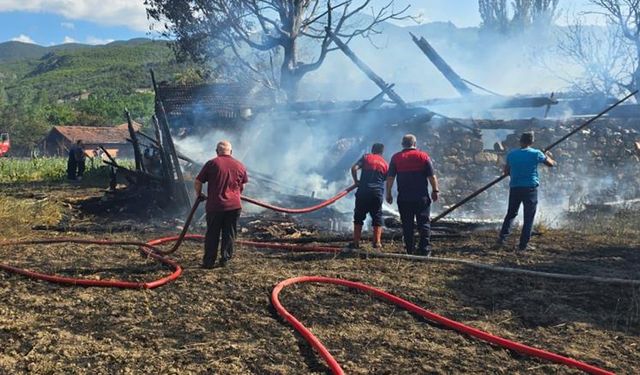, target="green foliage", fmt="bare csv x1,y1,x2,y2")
0,38,200,153
173,67,209,85
0,157,134,183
